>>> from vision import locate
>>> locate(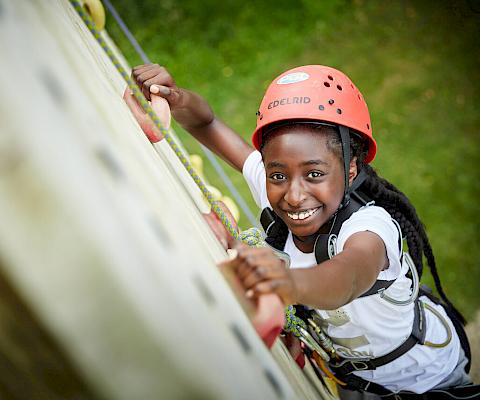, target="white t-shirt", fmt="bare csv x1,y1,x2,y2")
243,150,460,393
